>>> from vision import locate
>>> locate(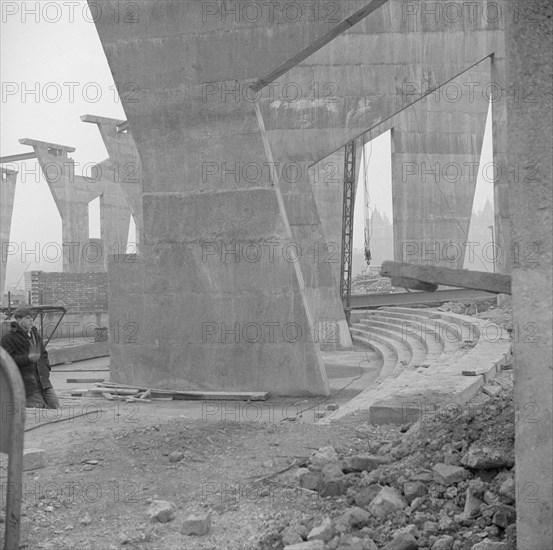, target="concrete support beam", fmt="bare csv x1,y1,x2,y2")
81,114,143,244
255,1,503,272
309,149,345,287
258,15,503,165
392,62,490,268
505,2,553,548
0,168,18,297
19,138,131,272
0,152,37,163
